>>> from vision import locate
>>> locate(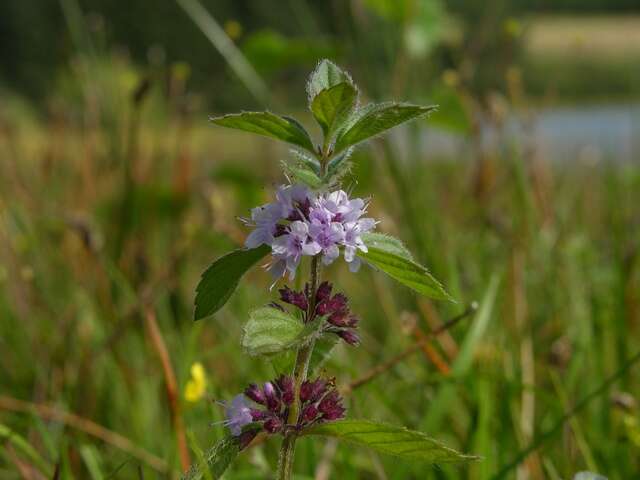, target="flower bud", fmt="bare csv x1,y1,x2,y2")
264,382,280,411
316,293,347,316
279,286,308,311
251,408,268,421
318,390,345,420
315,281,333,303
245,383,266,404
301,404,319,423
328,309,349,327
300,378,327,403
338,329,359,346
277,375,295,406
264,417,283,434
